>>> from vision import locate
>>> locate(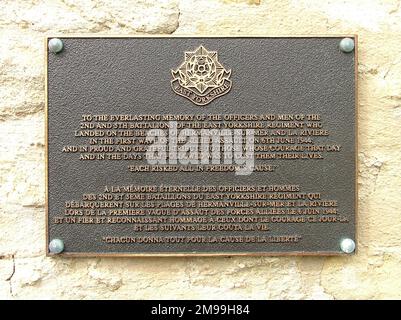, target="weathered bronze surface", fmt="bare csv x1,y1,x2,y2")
46,36,357,256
